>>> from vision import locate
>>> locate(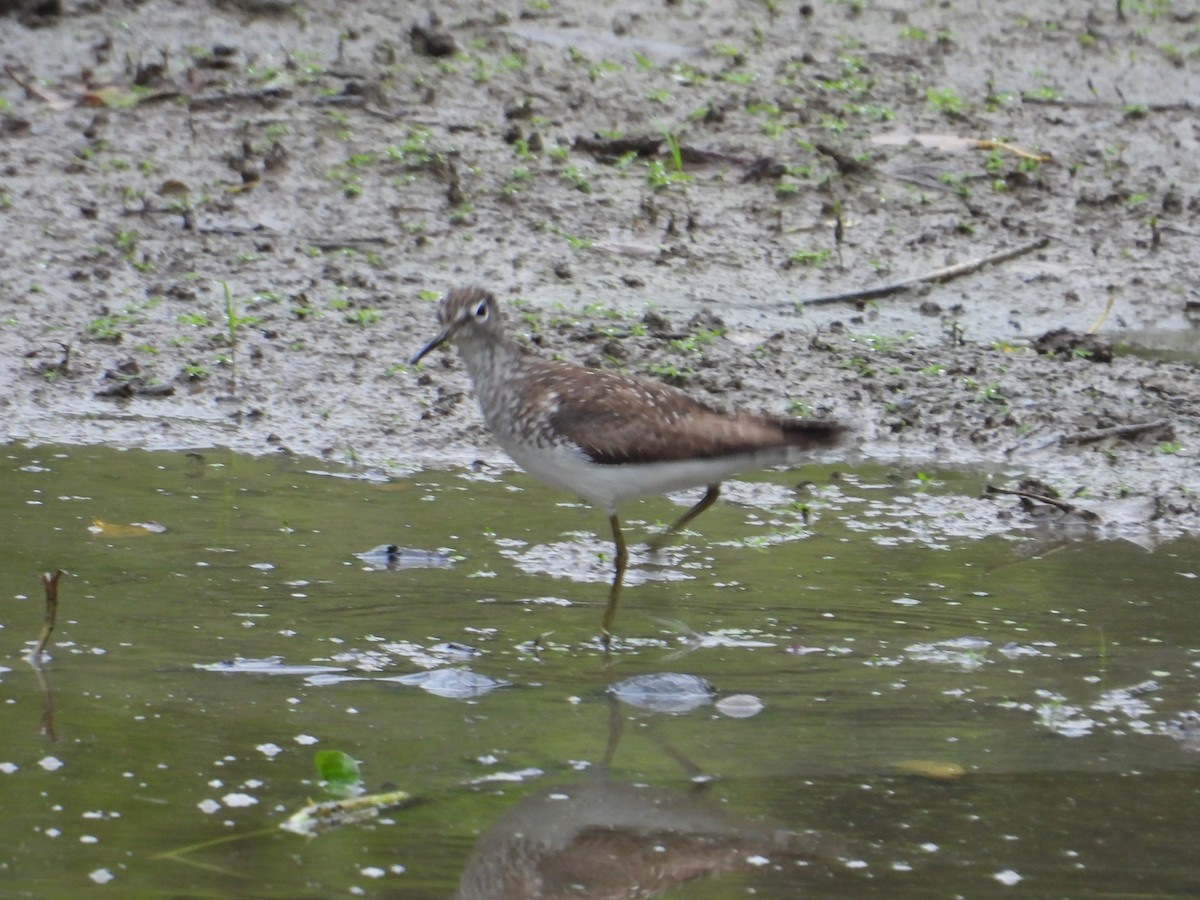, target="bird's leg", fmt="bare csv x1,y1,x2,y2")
647,484,721,552
601,513,628,647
